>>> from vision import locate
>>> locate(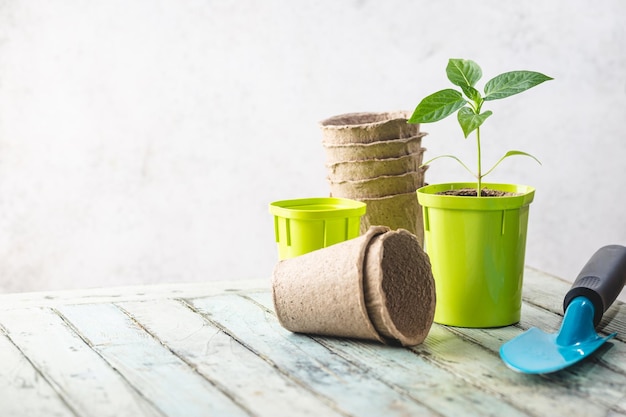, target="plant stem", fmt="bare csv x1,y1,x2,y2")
476,126,482,197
